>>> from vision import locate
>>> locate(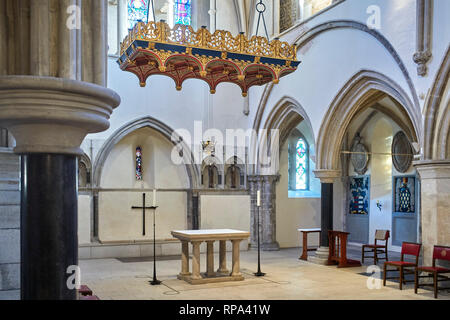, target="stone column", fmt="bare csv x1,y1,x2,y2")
0,1,118,300
191,241,202,280
248,175,280,251
414,160,450,265
261,175,280,250
217,240,229,274
206,241,215,277
0,77,120,300
309,170,341,265
231,240,242,276
248,175,259,248
180,241,190,276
